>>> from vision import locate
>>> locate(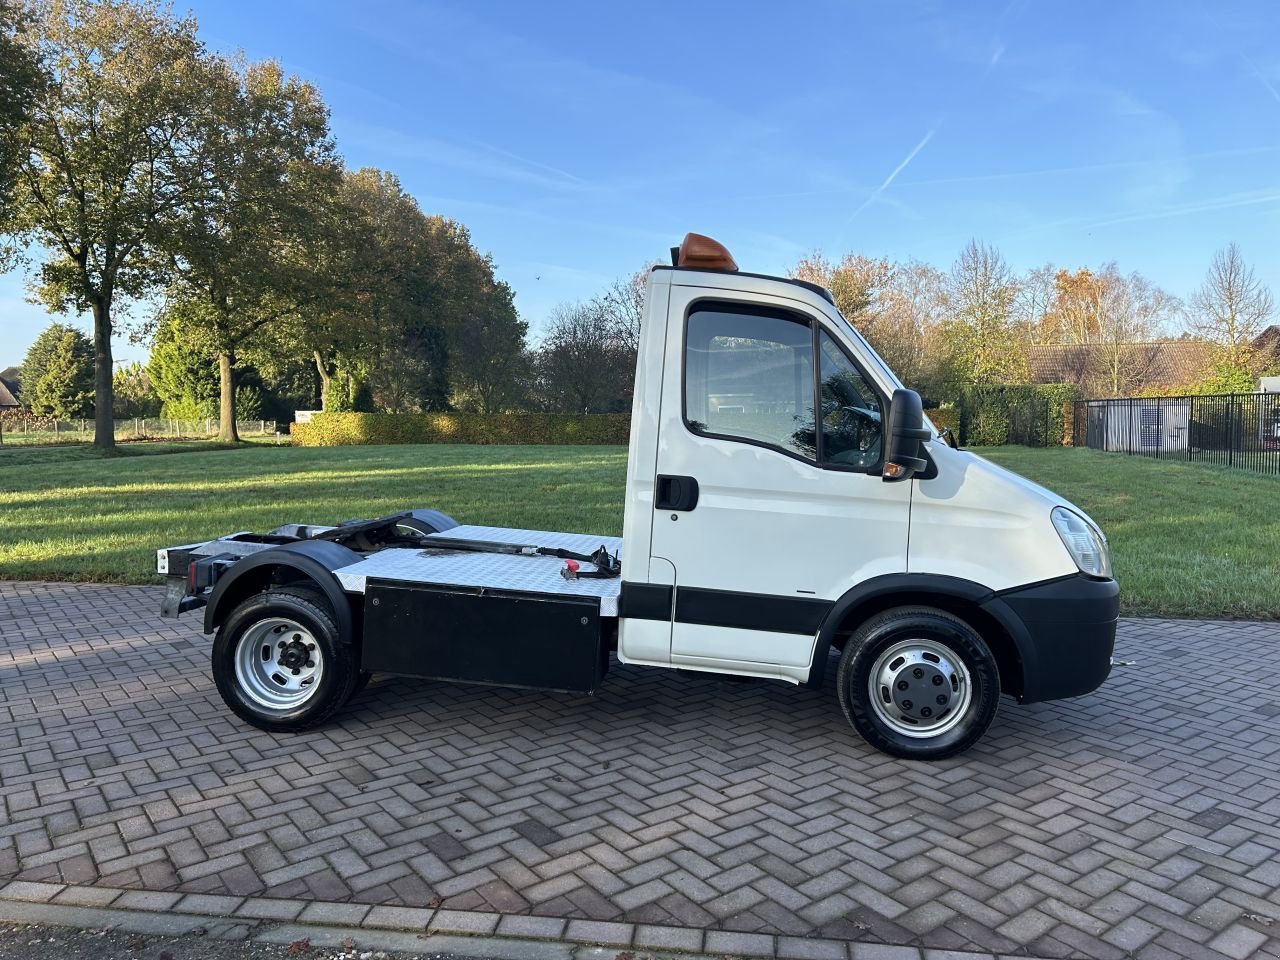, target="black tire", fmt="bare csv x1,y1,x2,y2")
212,584,359,732
836,605,1000,761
